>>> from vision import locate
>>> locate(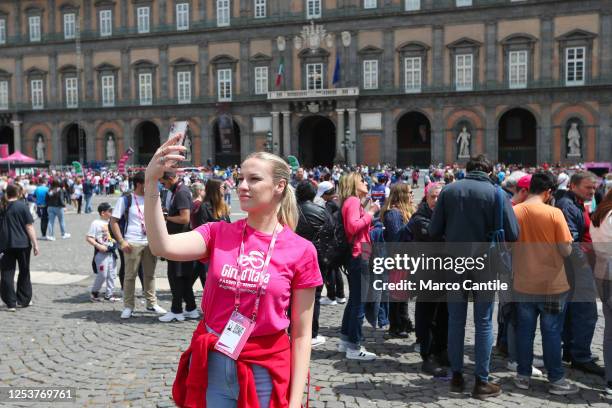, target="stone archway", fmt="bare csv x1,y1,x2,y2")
397,111,431,167
0,125,14,155
213,115,241,167
62,123,86,164
134,121,160,165
298,115,336,167
498,108,537,165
